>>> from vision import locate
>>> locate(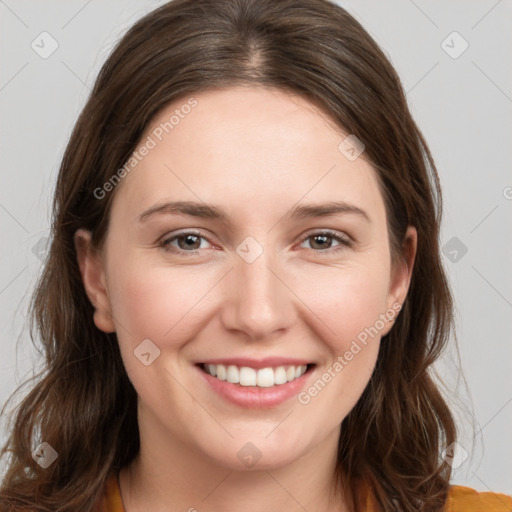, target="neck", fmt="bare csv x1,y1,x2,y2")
119,413,350,511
